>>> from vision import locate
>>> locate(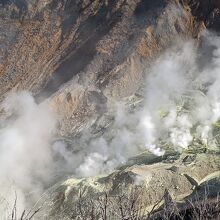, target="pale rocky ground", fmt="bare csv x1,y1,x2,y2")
1,0,220,219
40,152,220,219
